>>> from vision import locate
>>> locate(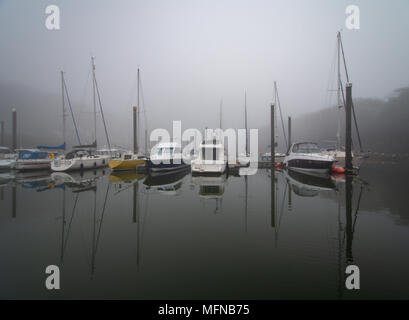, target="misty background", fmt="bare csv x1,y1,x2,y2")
0,0,408,153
